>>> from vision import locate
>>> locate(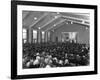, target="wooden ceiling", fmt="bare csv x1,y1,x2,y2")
22,11,90,31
